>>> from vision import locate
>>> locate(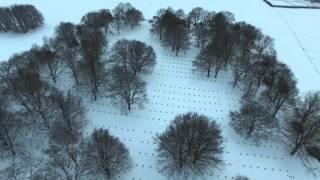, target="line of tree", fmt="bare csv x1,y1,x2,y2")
0,4,44,33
